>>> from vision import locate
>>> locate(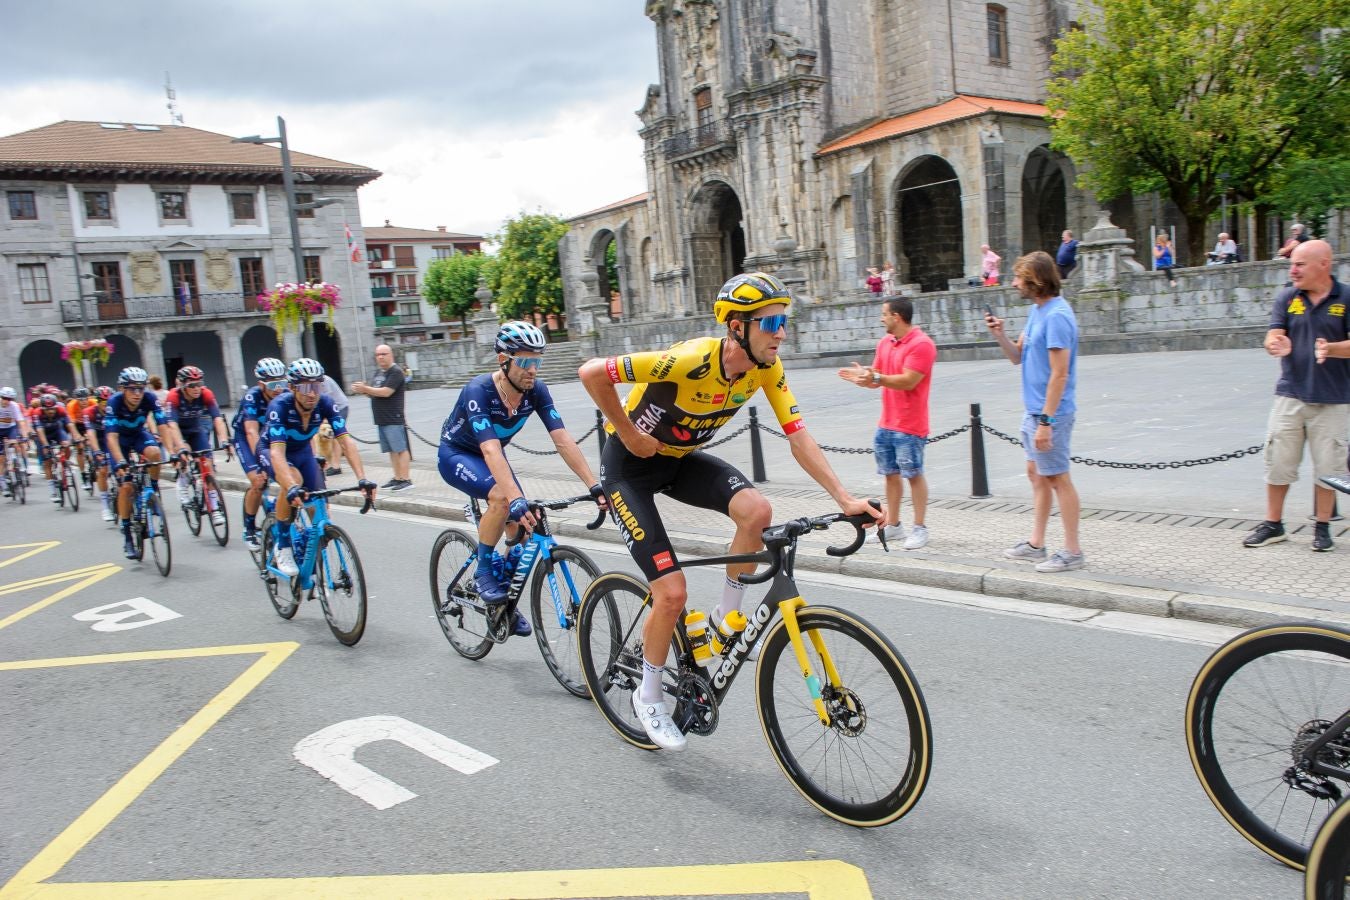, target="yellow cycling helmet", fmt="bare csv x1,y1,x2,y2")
713,272,792,323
